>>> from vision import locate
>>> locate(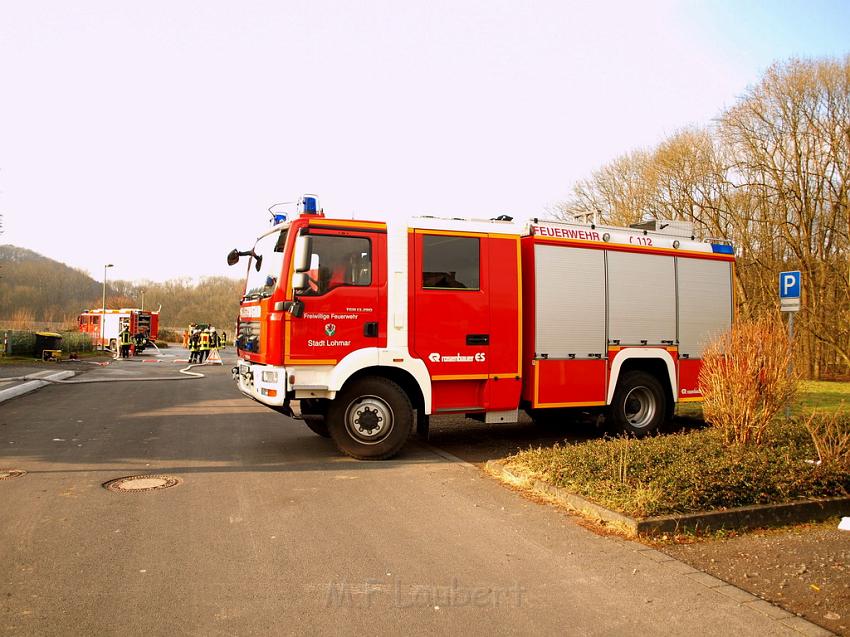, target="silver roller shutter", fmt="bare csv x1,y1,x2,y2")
677,257,732,358
607,251,676,345
534,244,606,358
